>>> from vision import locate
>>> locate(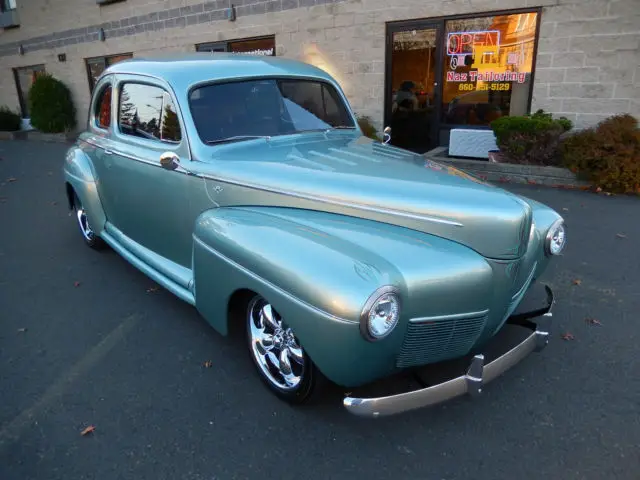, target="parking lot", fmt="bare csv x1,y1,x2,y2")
1,140,638,480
